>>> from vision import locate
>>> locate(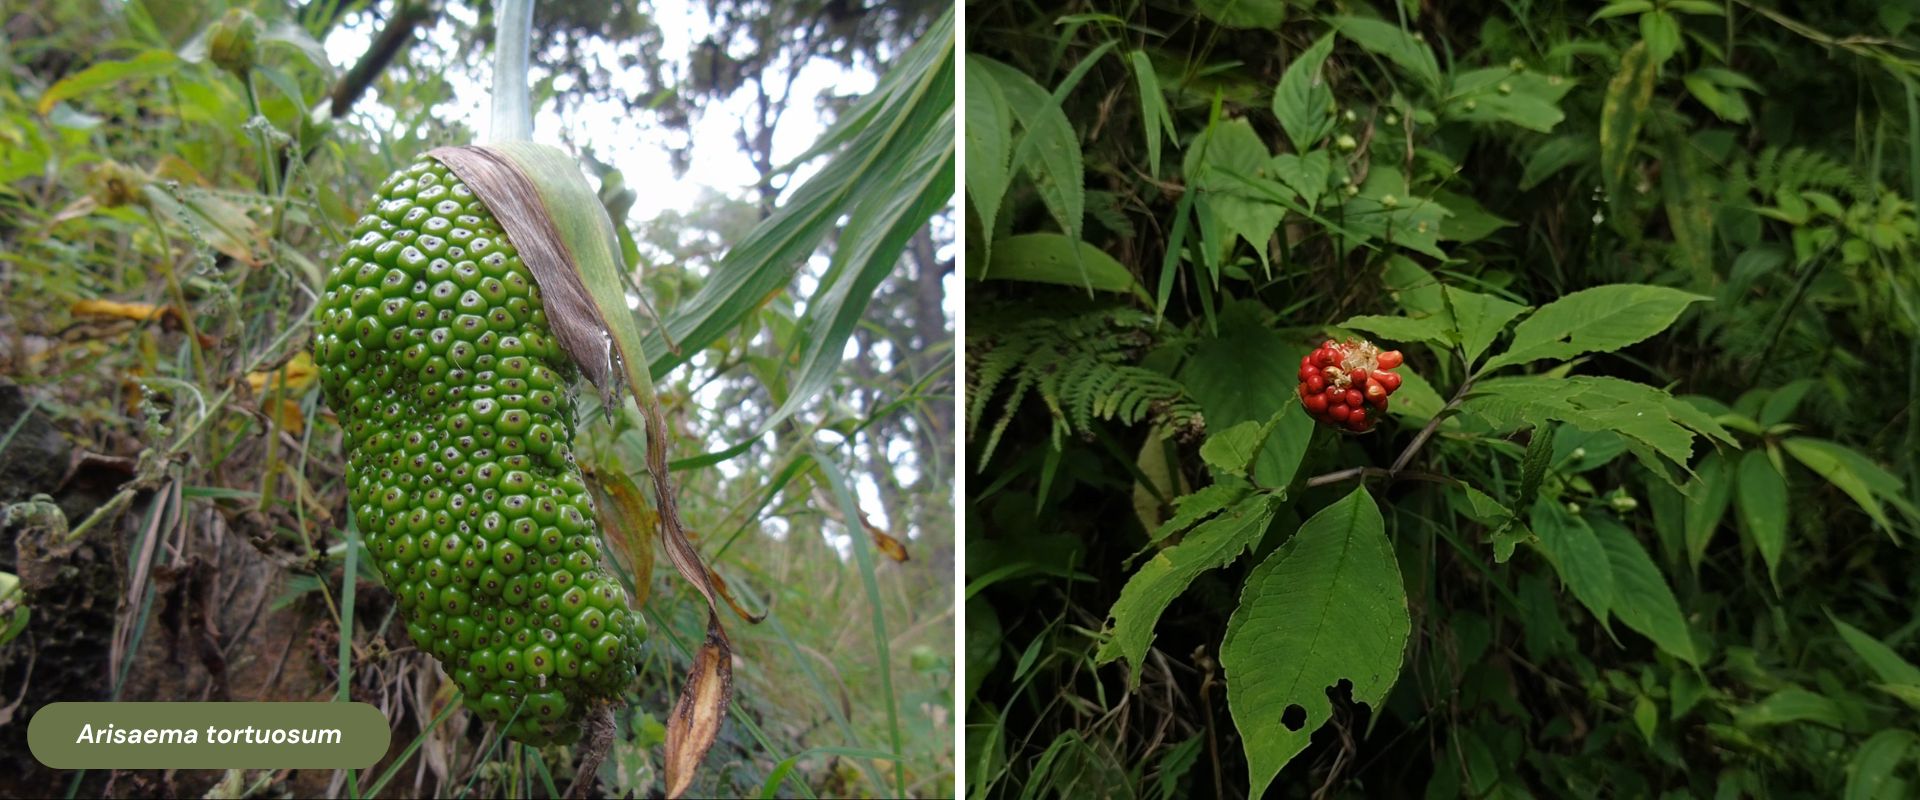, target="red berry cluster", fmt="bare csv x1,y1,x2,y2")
1296,338,1405,432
